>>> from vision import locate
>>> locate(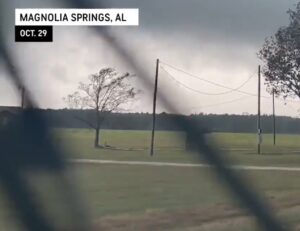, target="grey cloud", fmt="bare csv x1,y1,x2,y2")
1,0,300,116
107,0,298,43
